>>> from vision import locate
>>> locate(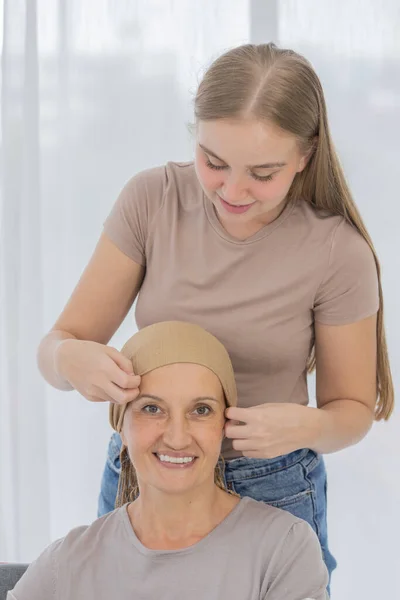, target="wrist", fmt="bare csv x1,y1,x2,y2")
305,406,326,453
